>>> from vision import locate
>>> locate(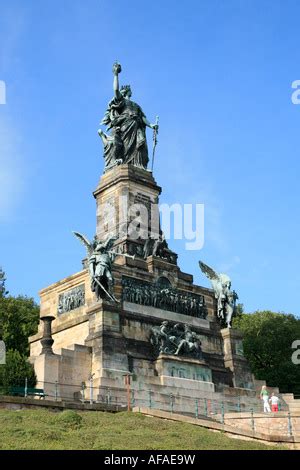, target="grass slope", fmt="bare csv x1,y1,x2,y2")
0,409,285,450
